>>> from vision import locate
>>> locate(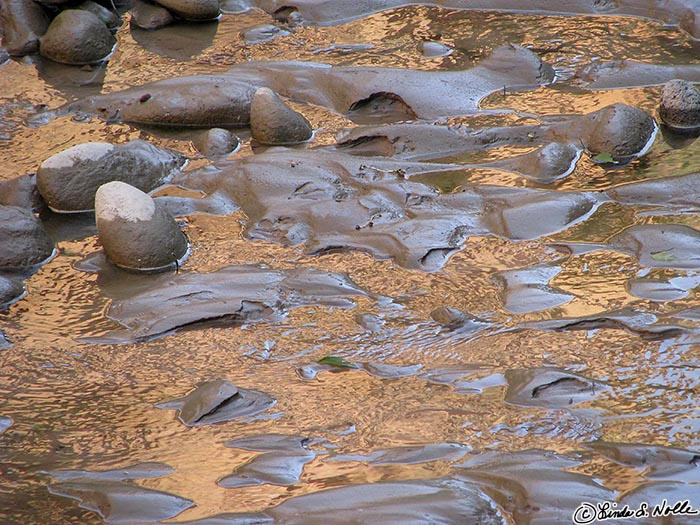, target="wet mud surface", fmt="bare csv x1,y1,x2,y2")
4,2,700,524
